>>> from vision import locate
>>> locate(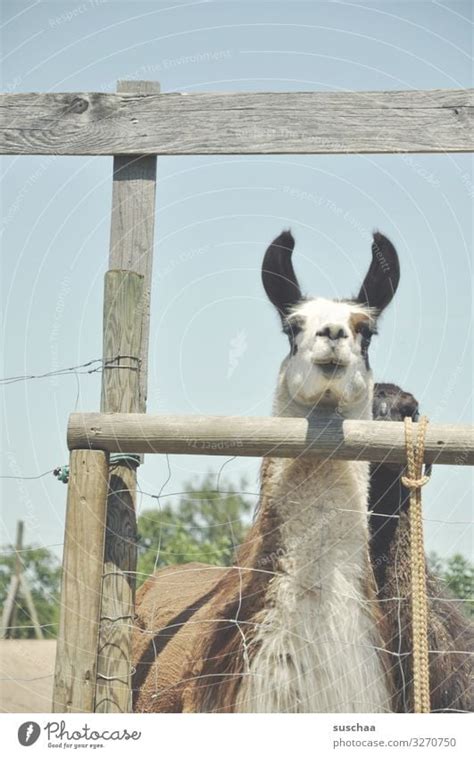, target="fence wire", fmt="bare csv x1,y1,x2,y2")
1,359,472,712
